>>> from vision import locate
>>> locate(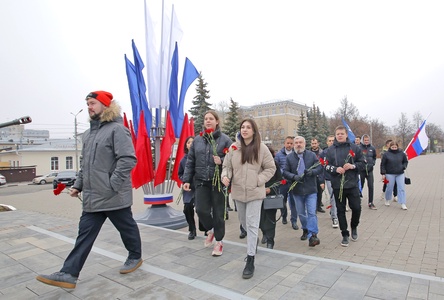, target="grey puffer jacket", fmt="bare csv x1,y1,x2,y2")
72,101,137,212
182,128,232,183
